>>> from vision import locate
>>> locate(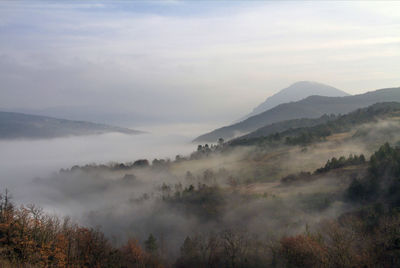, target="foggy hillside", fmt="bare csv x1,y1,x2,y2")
0,111,143,139
2,1,400,267
239,81,349,121
2,102,400,267
194,87,400,142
